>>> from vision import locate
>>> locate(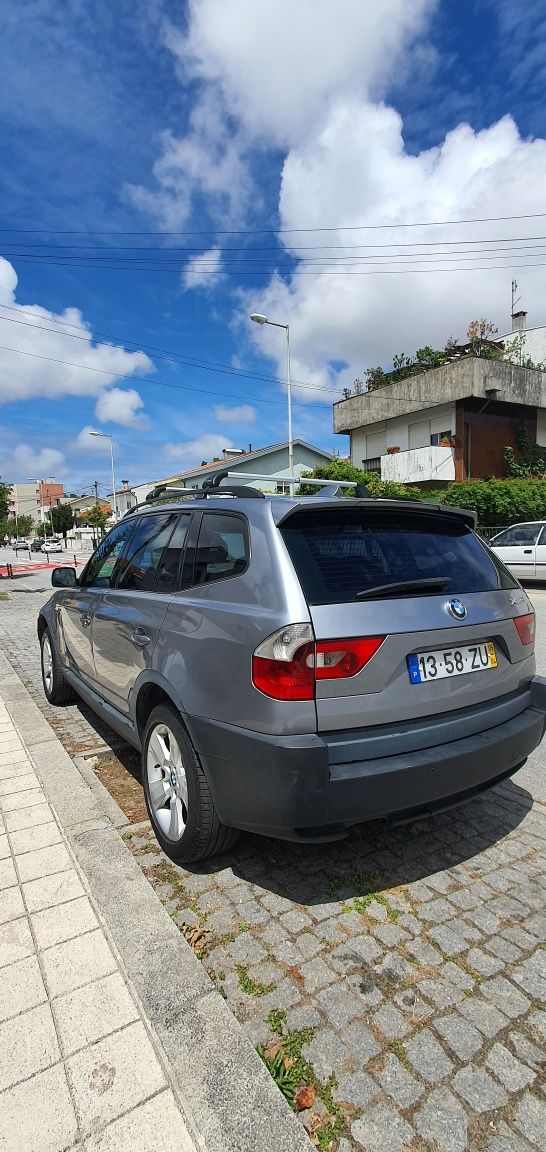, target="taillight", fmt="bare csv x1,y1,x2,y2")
514,612,535,646
313,637,385,679
252,625,385,700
